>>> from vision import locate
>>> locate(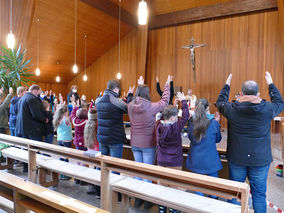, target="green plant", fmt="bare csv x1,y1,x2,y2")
0,44,34,93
